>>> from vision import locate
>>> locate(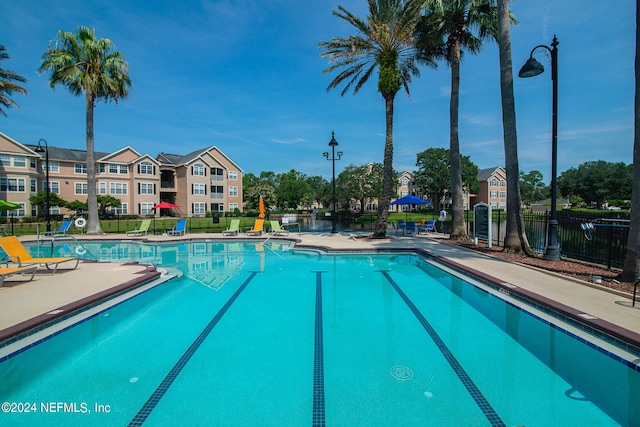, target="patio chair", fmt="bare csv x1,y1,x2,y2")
53,220,73,235
246,219,264,236
0,265,38,287
127,219,151,236
269,220,289,236
0,236,80,275
404,222,416,236
418,220,436,234
168,219,187,236
396,219,405,235
222,219,240,236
